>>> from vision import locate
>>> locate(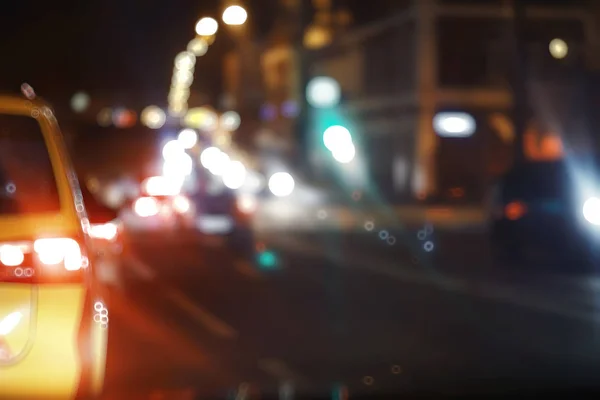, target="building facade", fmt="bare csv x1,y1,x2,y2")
309,0,597,203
